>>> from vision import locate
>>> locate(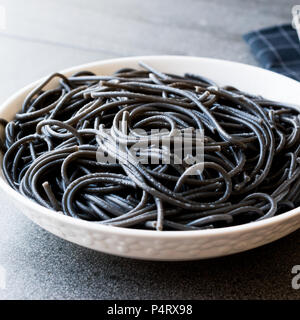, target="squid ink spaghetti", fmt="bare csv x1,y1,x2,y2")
1,62,300,231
